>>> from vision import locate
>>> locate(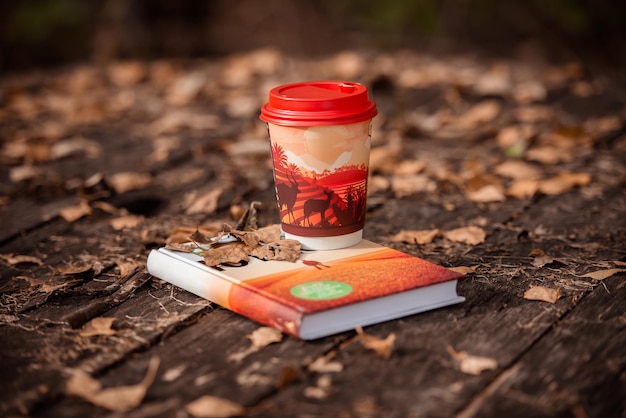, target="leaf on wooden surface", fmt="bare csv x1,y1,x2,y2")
390,229,439,245
307,355,344,374
115,259,143,277
355,326,396,359
538,172,591,195
0,254,44,266
110,215,144,230
56,262,93,276
185,188,223,215
250,240,301,262
248,326,283,349
523,285,562,304
59,200,92,222
494,160,542,180
529,248,554,268
79,317,117,337
447,346,498,375
442,226,486,245
66,356,160,412
108,172,152,194
228,327,282,363
304,375,332,400
448,266,478,275
581,268,626,281
185,395,246,418
507,179,540,199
